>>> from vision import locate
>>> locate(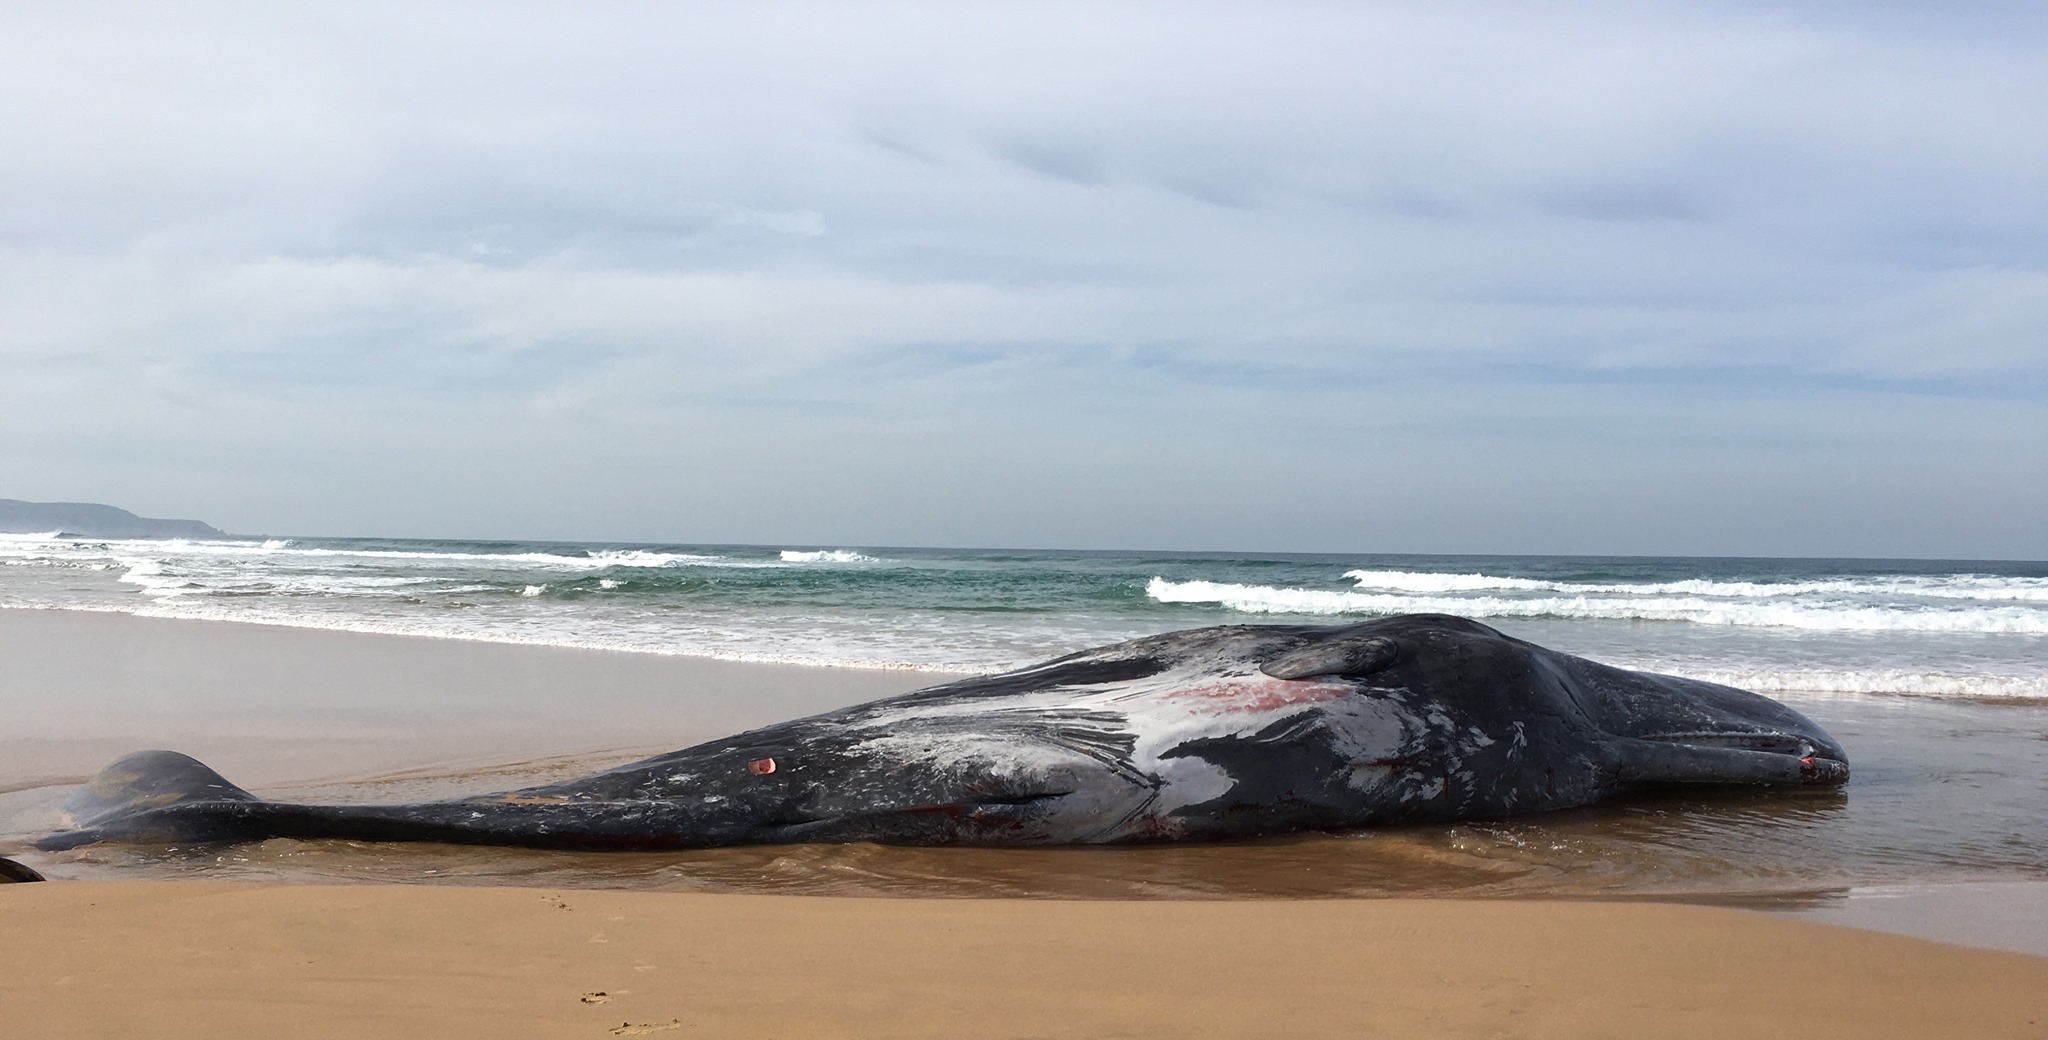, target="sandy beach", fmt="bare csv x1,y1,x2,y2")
5,607,2048,1036
8,0,2046,1033
0,608,948,793
5,882,2046,1039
